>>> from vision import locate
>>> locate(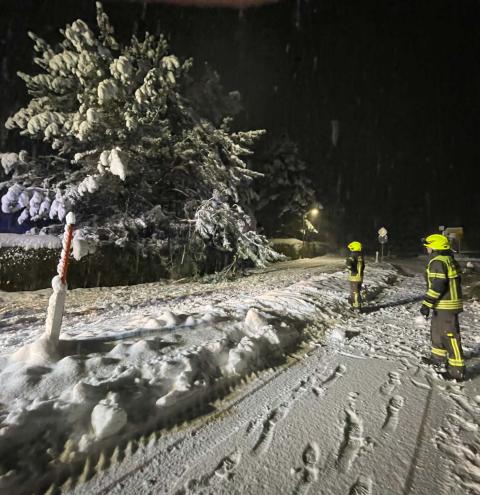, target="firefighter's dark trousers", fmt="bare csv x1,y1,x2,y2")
430,310,465,379
349,281,362,310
